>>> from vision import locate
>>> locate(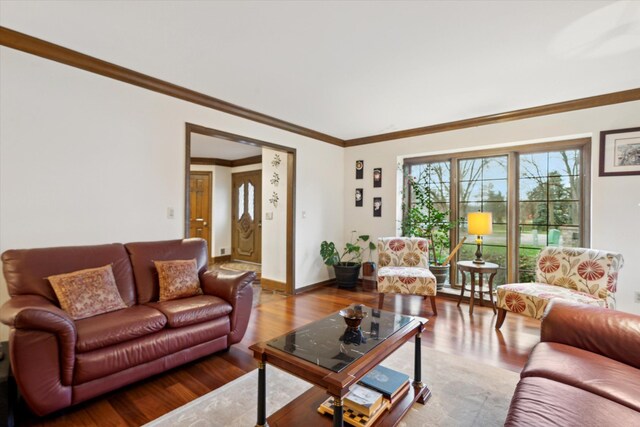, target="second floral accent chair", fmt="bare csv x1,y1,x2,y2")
495,246,624,329
377,237,438,315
